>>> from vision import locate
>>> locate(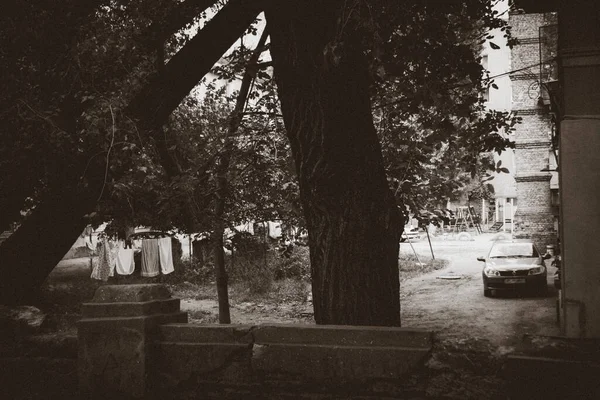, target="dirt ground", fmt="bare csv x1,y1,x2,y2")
399,232,560,347
46,232,559,348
